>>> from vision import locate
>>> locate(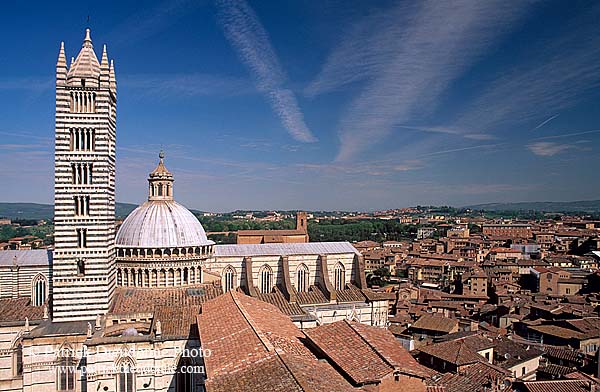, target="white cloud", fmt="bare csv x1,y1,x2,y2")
304,3,420,97
532,114,560,131
0,77,52,92
107,0,204,47
453,5,600,135
120,73,254,98
317,0,535,161
215,0,317,143
397,125,498,141
527,141,571,156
